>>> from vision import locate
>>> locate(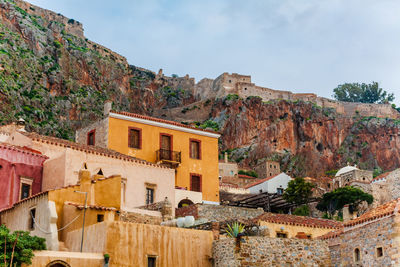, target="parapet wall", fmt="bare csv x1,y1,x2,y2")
213,236,332,266
216,72,400,119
